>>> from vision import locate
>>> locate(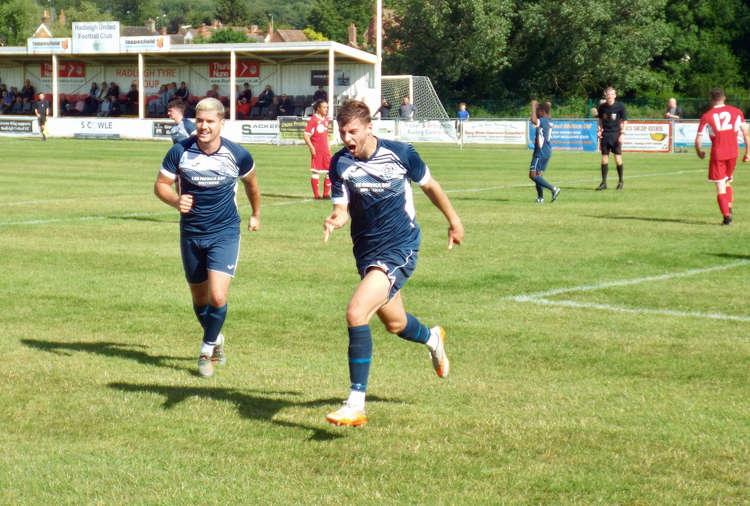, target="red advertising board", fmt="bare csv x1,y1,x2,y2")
209,60,260,78
40,61,86,78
